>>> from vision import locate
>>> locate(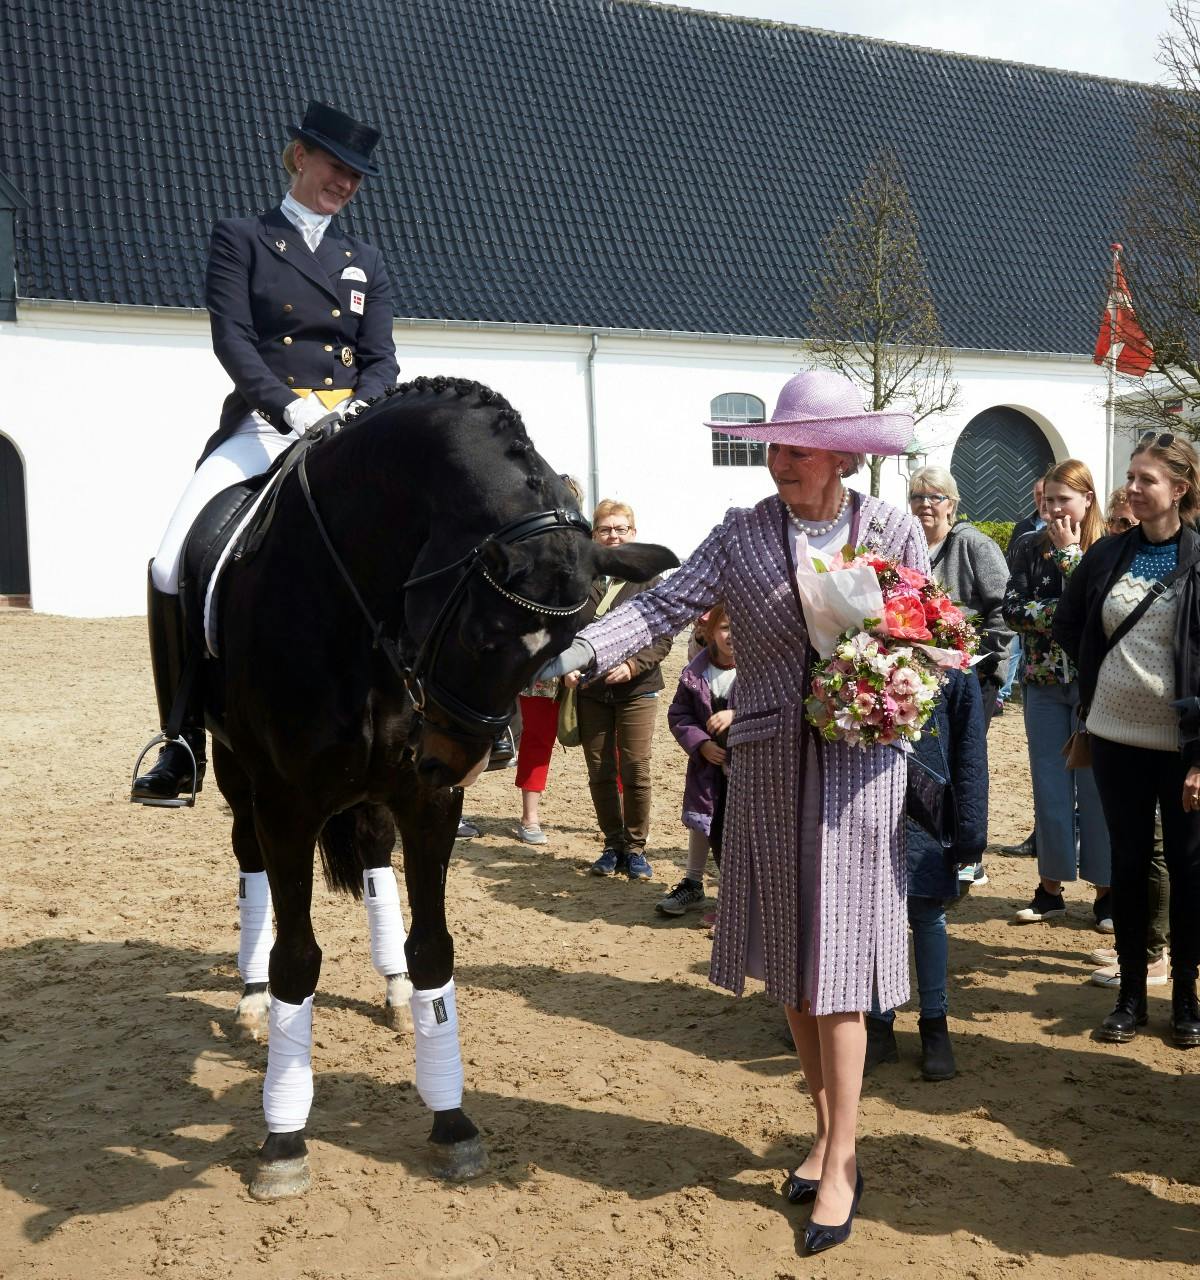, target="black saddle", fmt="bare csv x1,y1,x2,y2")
177,423,333,644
